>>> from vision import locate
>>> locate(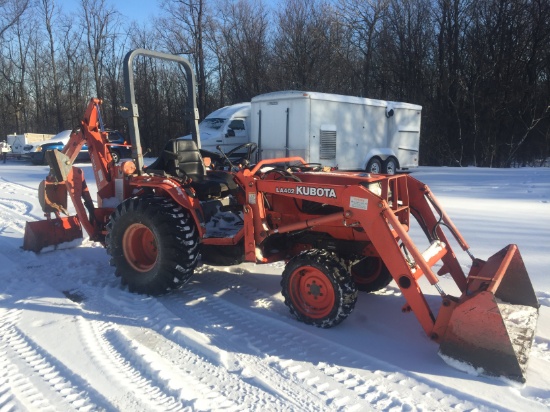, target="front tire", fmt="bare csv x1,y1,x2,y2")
281,250,357,328
106,196,199,295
